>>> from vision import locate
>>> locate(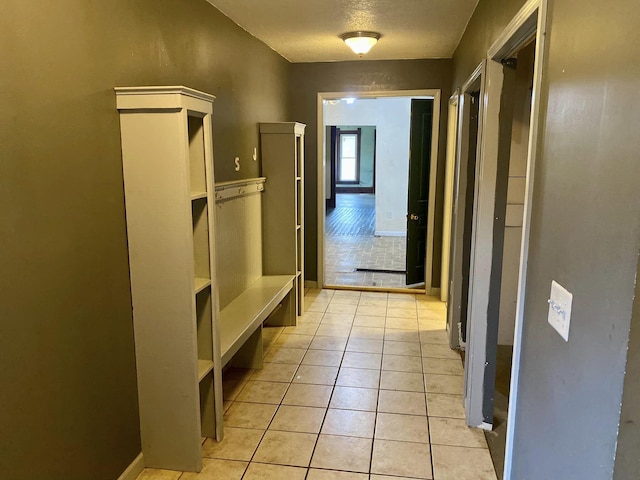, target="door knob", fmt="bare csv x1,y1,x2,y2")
410,213,419,221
